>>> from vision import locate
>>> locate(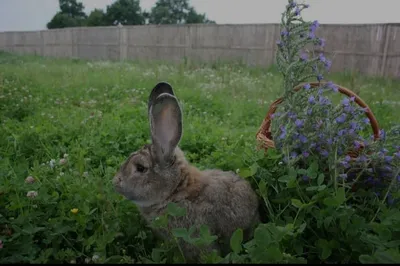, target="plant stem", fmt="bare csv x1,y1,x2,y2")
370,168,400,223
